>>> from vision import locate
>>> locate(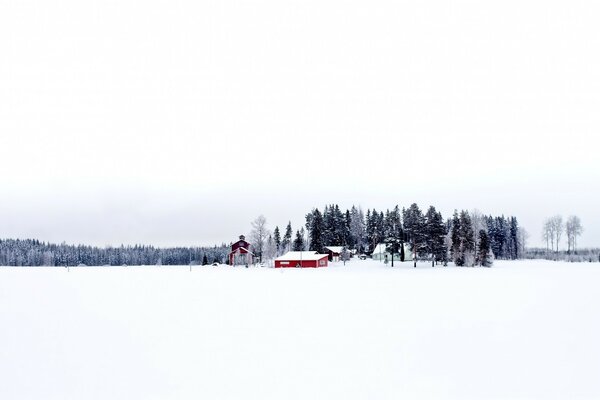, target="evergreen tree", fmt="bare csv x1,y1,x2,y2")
308,208,325,253
451,210,463,266
477,230,492,267
273,226,281,255
459,210,476,266
509,216,519,260
336,205,346,245
344,209,352,248
366,209,377,252
384,206,403,267
202,254,208,265
282,222,293,252
403,203,426,267
349,206,366,253
425,206,447,267
322,205,334,246
293,229,305,251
